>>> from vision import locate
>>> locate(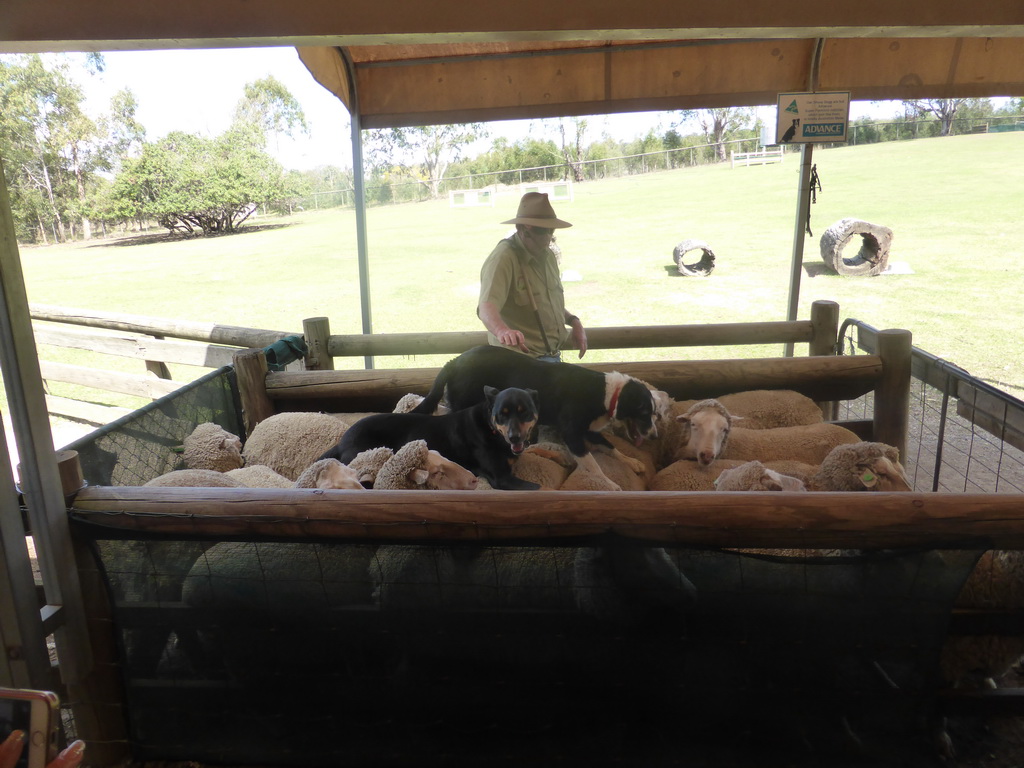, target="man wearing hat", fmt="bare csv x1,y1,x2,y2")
478,192,588,360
